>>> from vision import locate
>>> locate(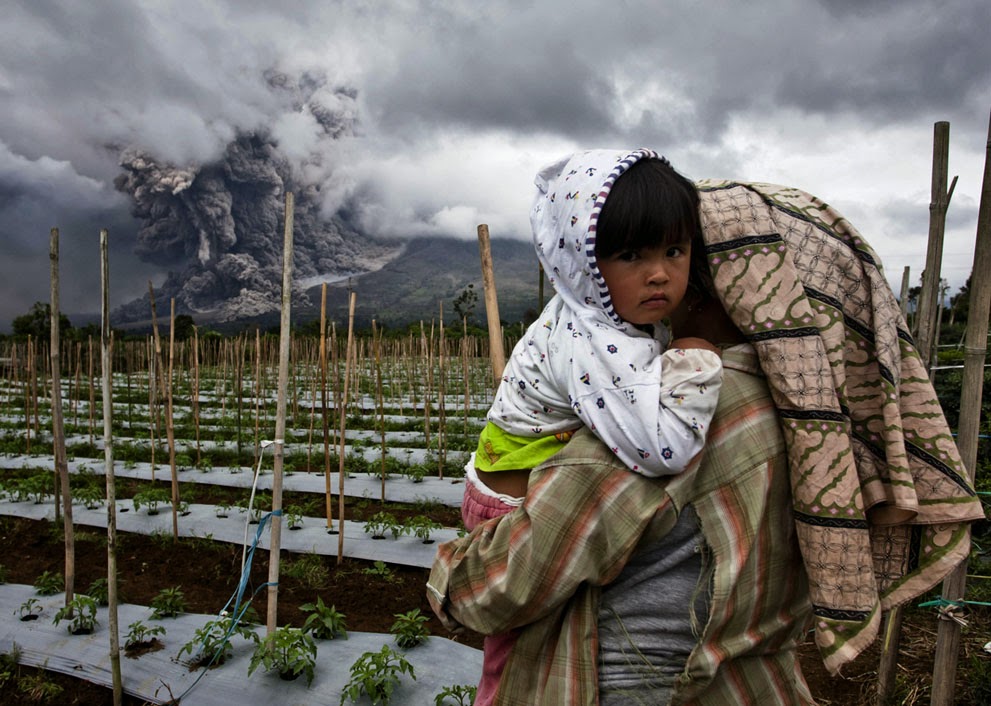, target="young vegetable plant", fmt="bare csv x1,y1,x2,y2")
125,620,166,650
363,511,399,539
391,608,430,648
86,578,110,606
75,485,104,510
179,614,259,667
408,515,442,544
248,626,317,684
18,597,42,621
300,597,348,640
285,505,304,530
434,684,478,706
340,644,416,705
53,594,99,634
150,586,187,619
133,487,170,515
362,561,396,583
33,570,63,596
